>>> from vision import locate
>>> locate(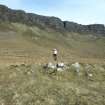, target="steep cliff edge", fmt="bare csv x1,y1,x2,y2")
0,5,105,36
